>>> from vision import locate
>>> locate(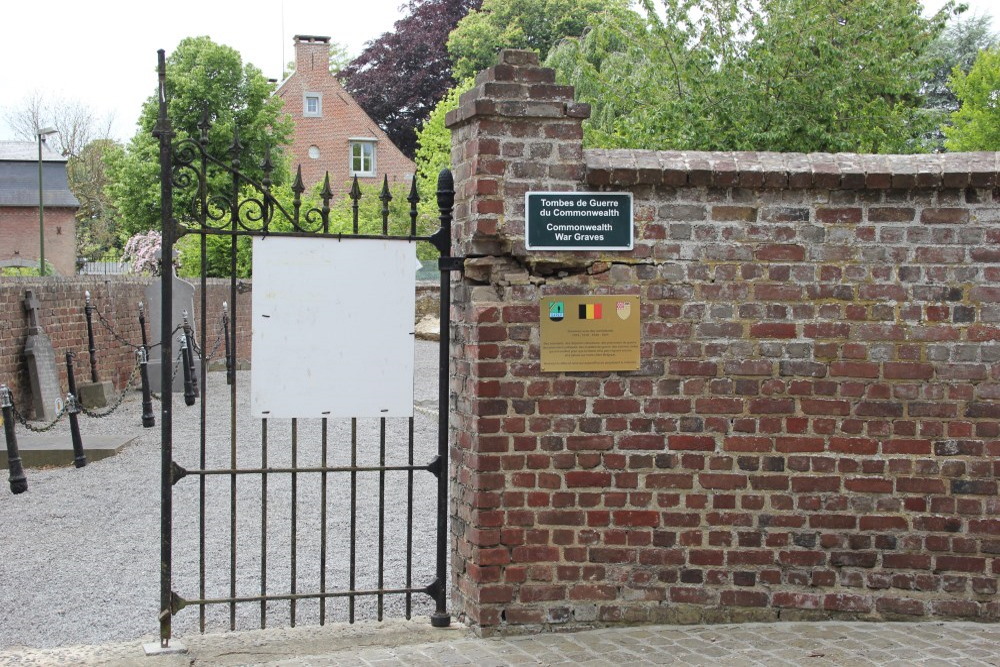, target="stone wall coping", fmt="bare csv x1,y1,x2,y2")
586,148,1000,190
